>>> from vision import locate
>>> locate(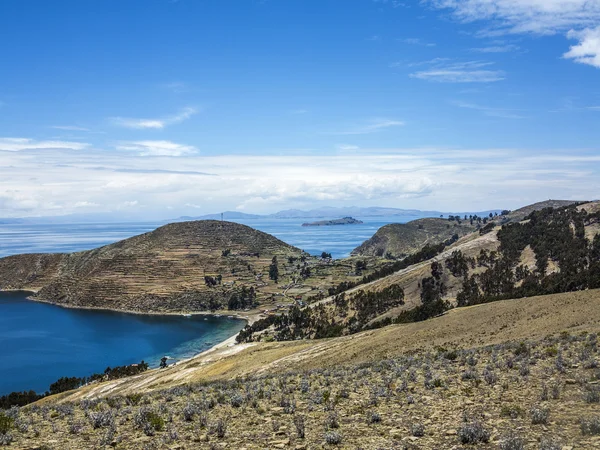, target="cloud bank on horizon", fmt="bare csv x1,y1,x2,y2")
1,144,597,218
0,0,599,219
